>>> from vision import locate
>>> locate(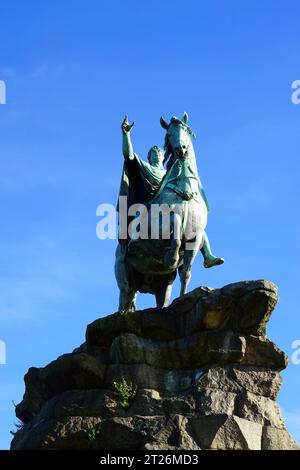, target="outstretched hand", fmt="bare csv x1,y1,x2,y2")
121,115,134,133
